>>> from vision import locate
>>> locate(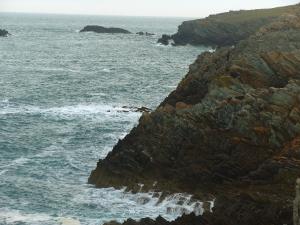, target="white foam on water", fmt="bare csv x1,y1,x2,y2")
0,103,141,121
0,157,29,169
102,68,111,73
0,169,8,176
155,43,172,48
59,217,81,225
73,186,207,224
0,209,52,224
